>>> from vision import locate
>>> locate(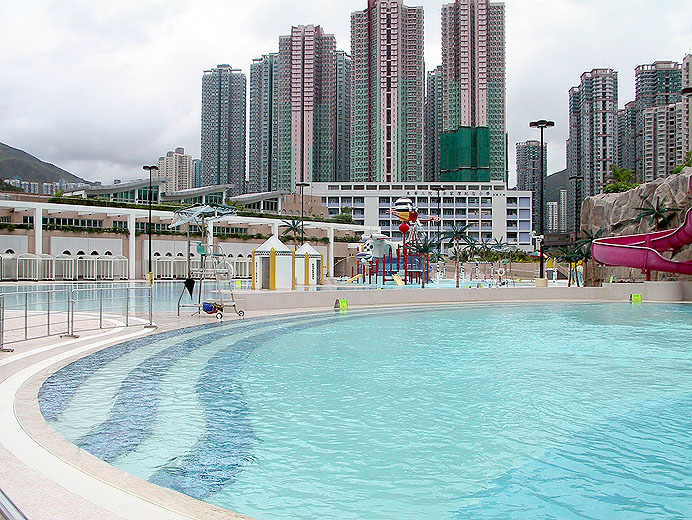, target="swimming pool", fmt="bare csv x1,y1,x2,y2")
39,303,692,519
